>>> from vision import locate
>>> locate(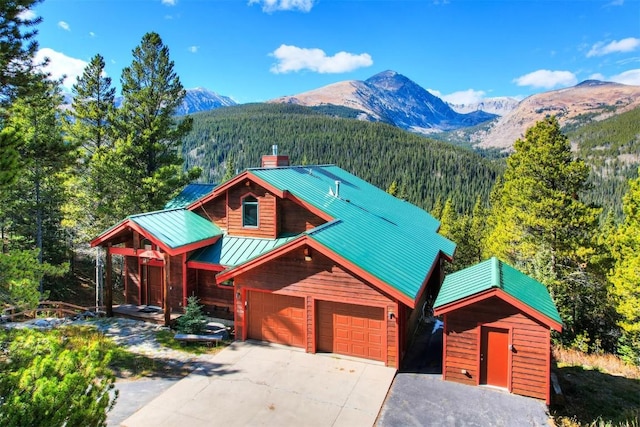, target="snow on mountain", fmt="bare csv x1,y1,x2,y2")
269,70,497,133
